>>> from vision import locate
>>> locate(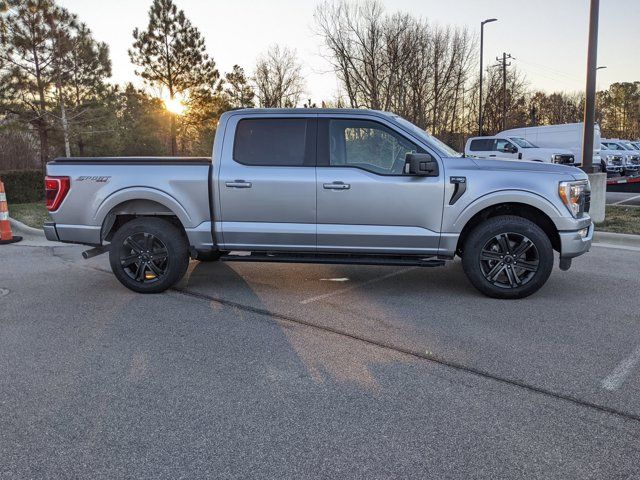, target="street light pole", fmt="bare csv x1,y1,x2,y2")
581,0,600,173
479,18,497,136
